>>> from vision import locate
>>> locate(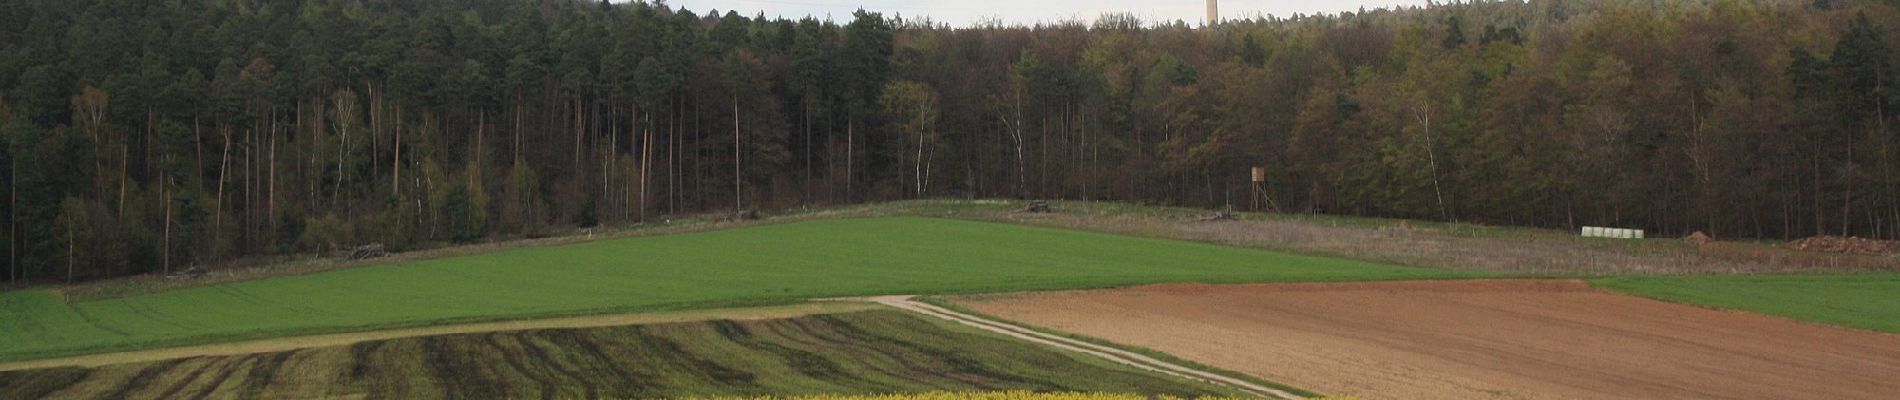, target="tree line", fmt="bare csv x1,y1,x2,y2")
0,0,1896,284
